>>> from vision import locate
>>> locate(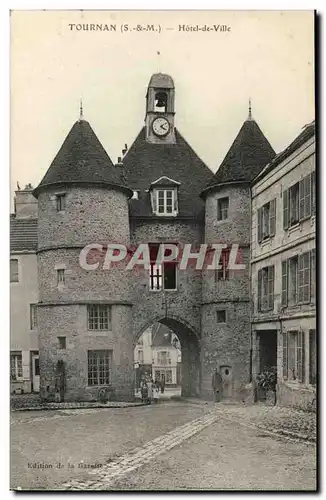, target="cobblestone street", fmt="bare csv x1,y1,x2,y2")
11,401,316,491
